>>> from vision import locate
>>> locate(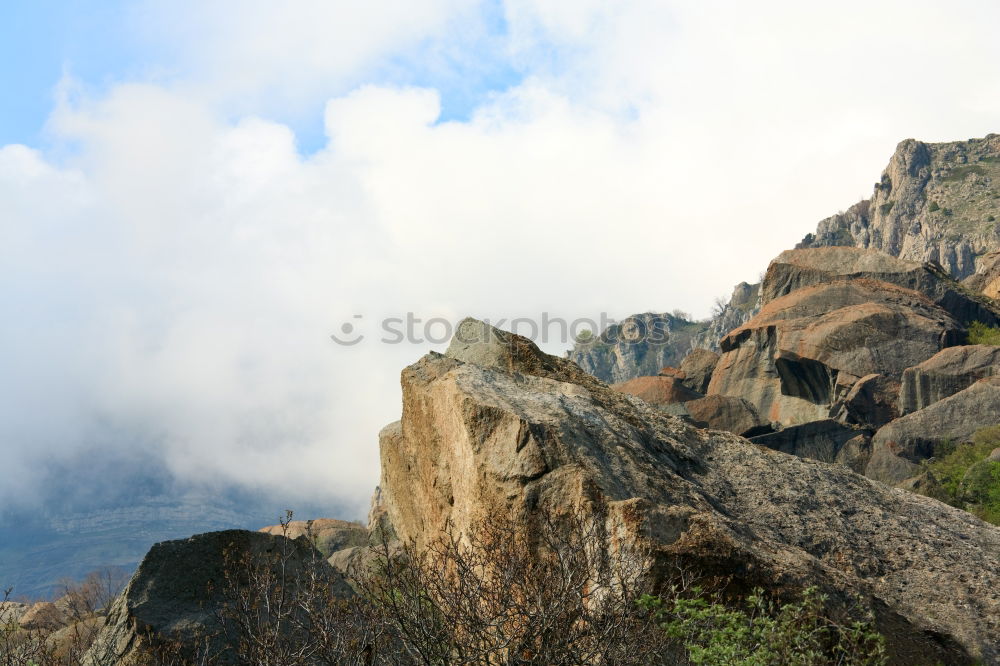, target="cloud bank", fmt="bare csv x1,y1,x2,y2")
2,0,1000,516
